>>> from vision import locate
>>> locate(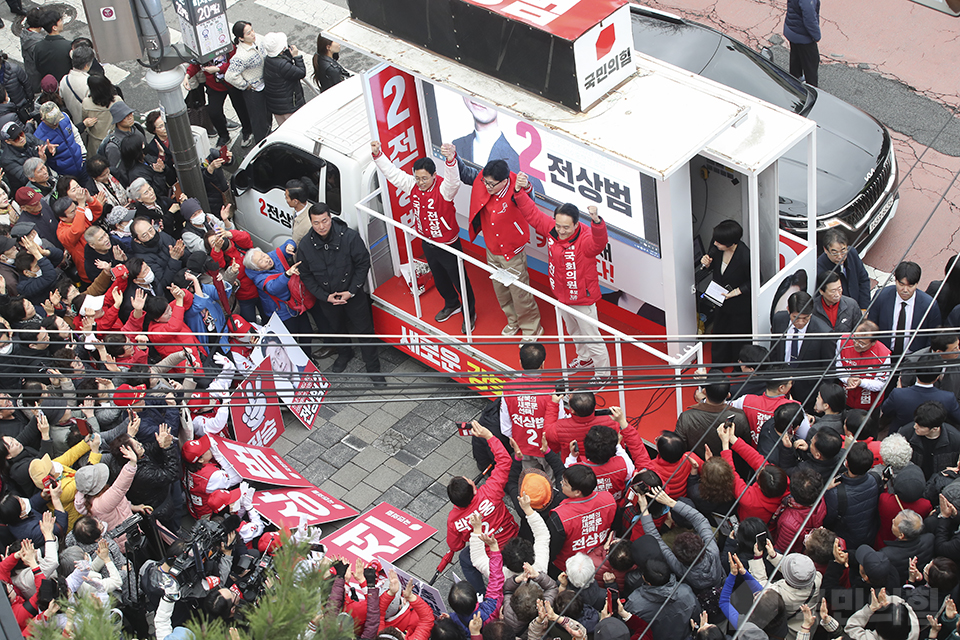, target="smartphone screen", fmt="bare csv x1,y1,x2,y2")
756,532,768,550
456,422,472,436
220,145,229,162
